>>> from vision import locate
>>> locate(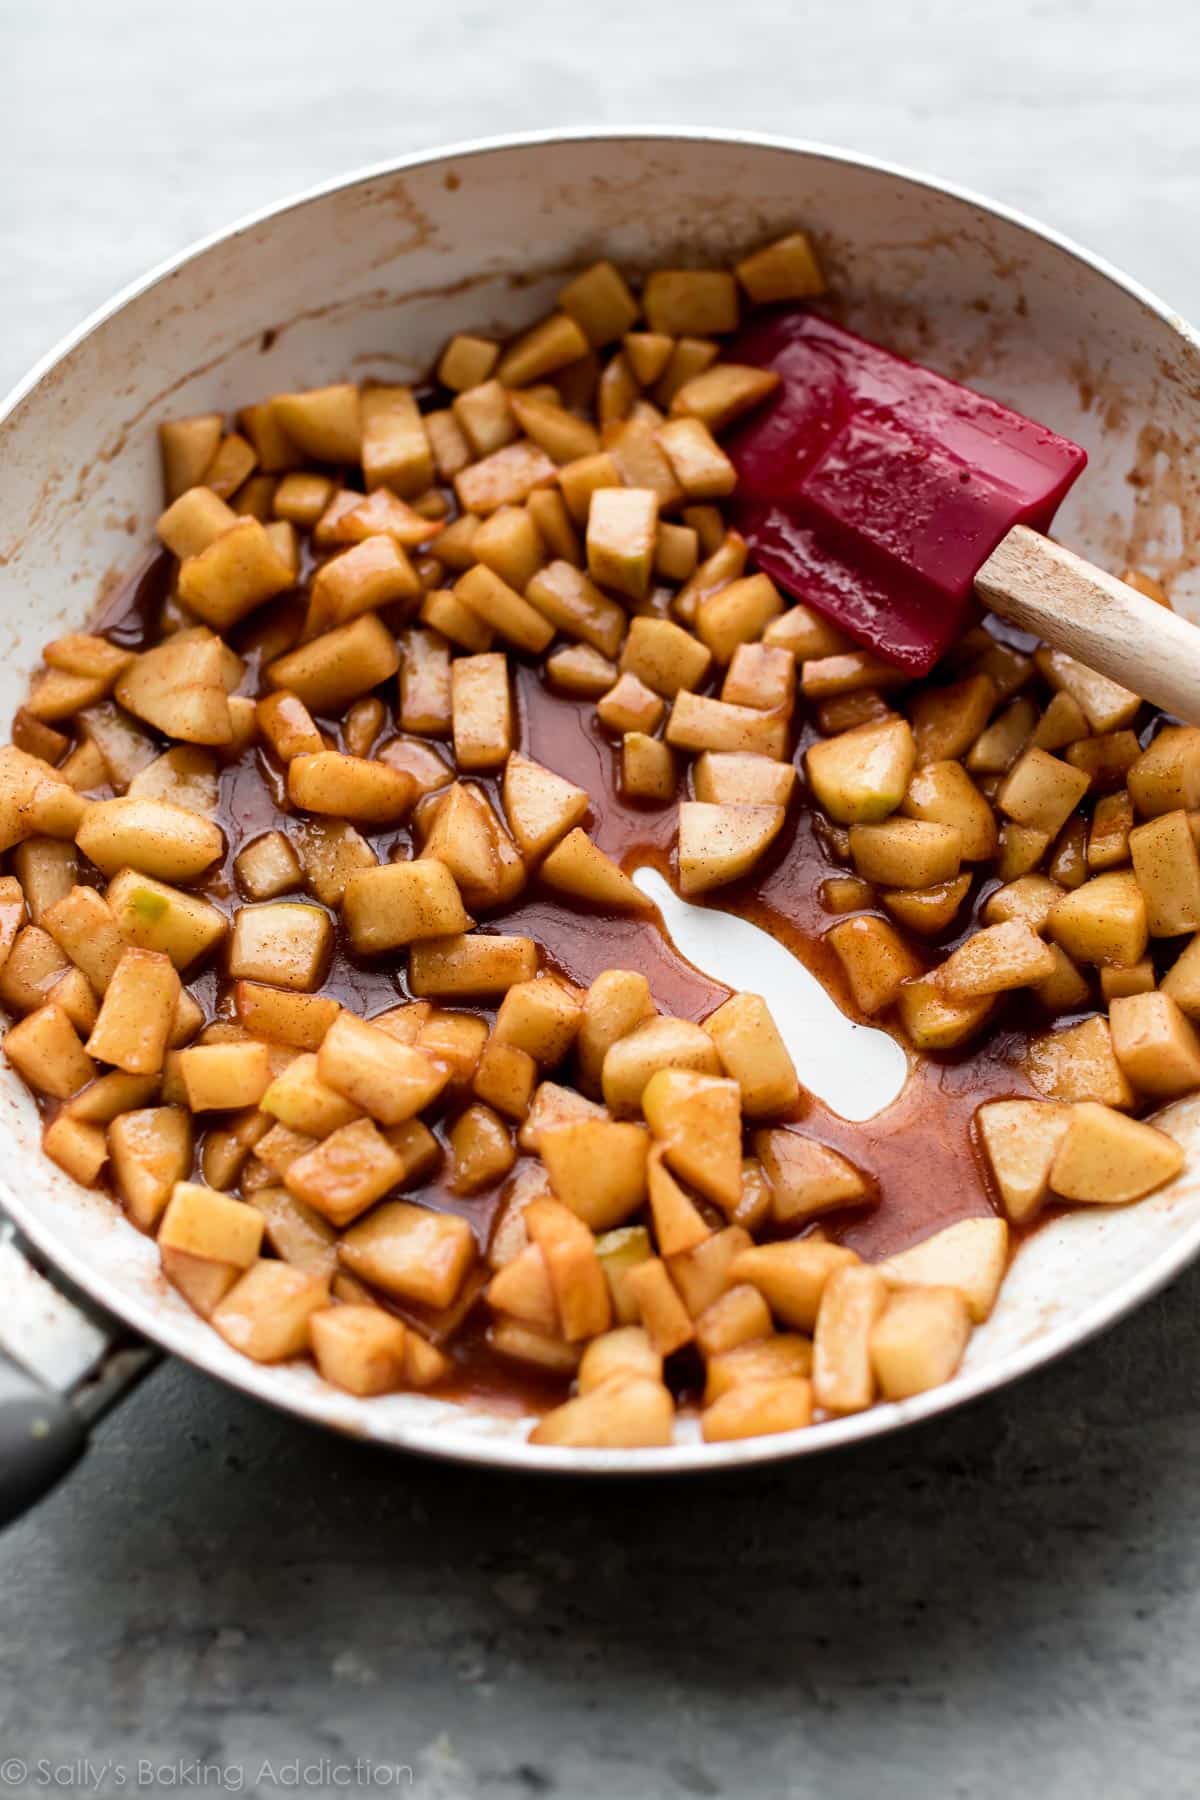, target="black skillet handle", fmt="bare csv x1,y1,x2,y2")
0,1223,157,1528
0,1350,86,1528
